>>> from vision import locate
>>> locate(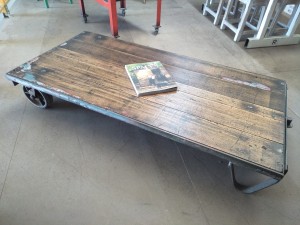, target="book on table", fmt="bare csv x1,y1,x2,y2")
125,61,177,96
